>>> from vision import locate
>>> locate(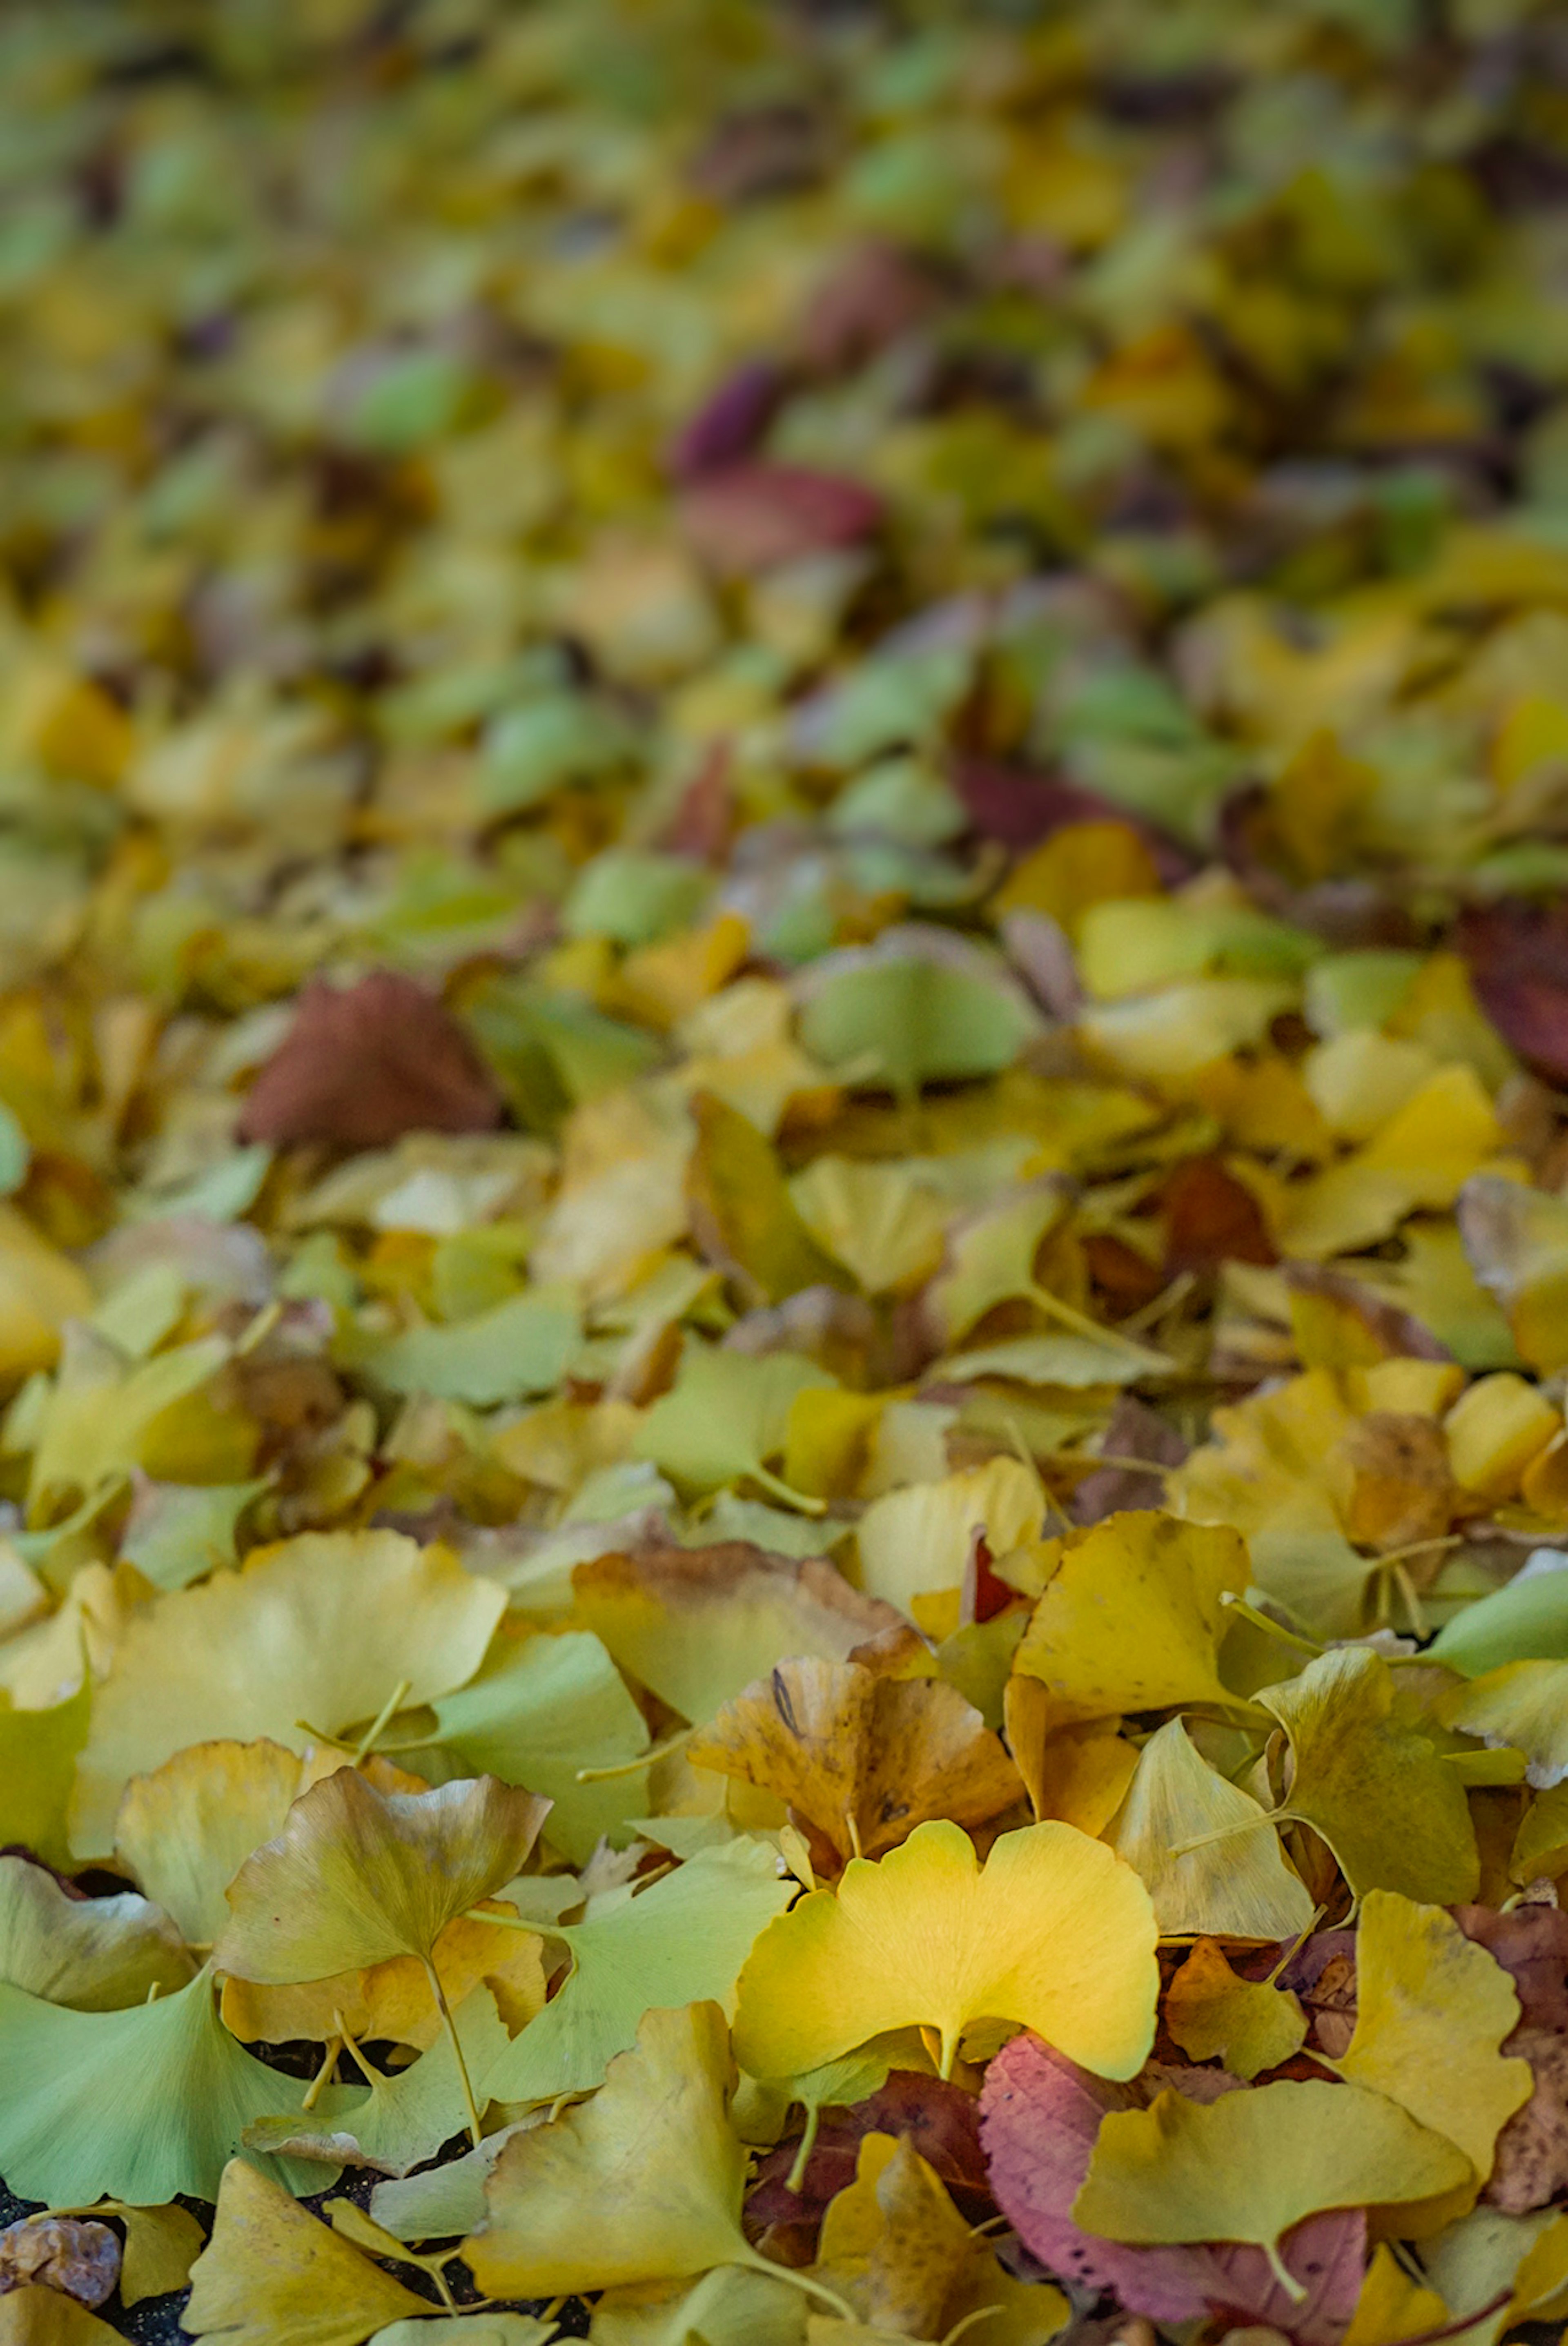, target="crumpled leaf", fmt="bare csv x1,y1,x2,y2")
811,2130,1068,2344
686,1658,1022,1865
0,2215,120,2307
734,1817,1157,2082
72,1530,506,1853
238,971,503,1150
183,2158,429,2346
